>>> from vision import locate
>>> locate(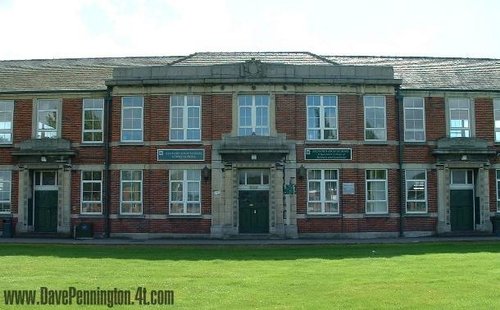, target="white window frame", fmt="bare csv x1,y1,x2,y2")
0,171,11,214
82,98,104,143
496,170,500,213
169,170,201,215
0,100,14,144
81,171,103,215
307,169,339,214
120,170,143,215
169,95,201,141
494,99,500,143
403,97,426,142
306,95,338,141
448,98,471,138
405,169,427,214
365,169,388,214
238,95,270,136
36,99,60,139
121,96,144,142
364,96,387,141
